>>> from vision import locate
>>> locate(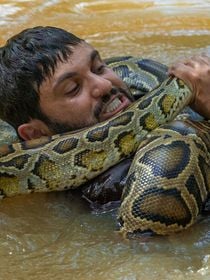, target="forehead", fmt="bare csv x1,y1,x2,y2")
66,41,96,63
53,42,97,77
39,42,98,94
63,41,96,63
